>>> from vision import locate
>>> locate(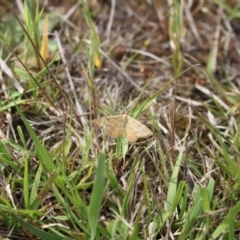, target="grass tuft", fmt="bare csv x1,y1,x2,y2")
0,0,240,239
